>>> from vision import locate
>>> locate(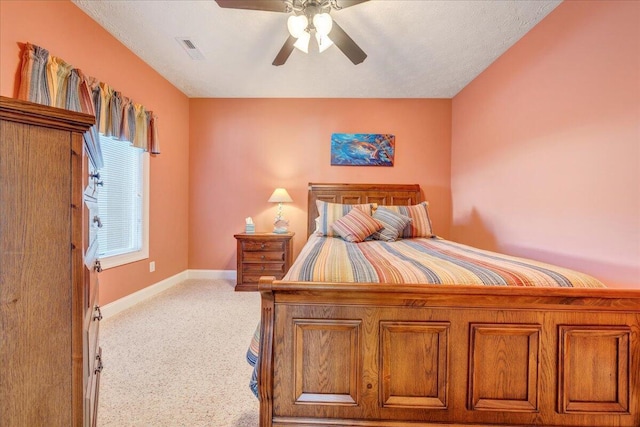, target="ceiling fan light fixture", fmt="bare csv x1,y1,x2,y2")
313,12,333,36
287,15,308,38
315,32,334,53
213,0,369,65
293,31,311,53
